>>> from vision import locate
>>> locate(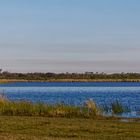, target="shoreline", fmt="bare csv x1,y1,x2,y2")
1,79,140,83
